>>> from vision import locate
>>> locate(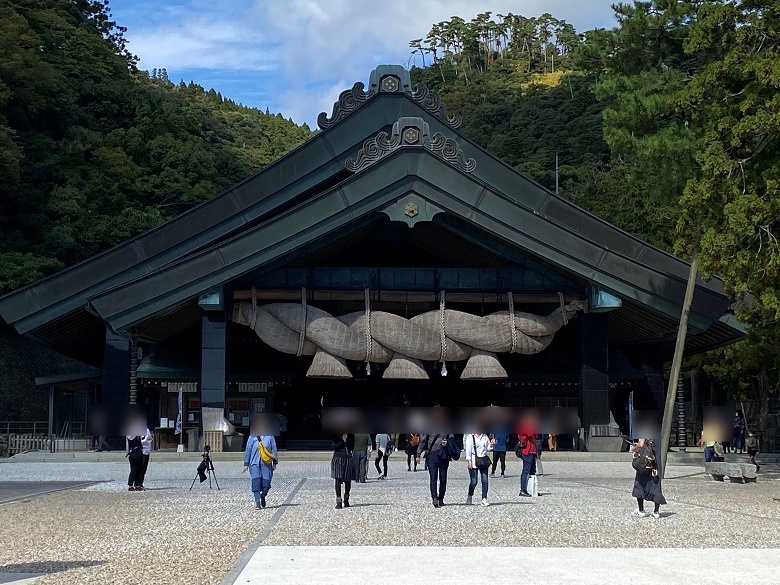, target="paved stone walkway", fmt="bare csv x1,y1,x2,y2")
0,459,778,584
